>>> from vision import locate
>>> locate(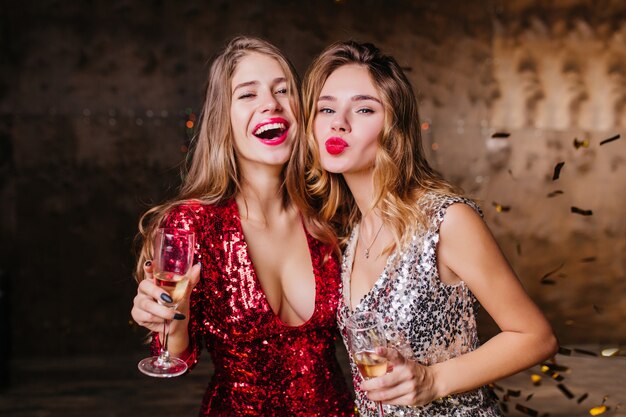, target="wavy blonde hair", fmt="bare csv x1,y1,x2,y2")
135,36,305,281
291,40,461,252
